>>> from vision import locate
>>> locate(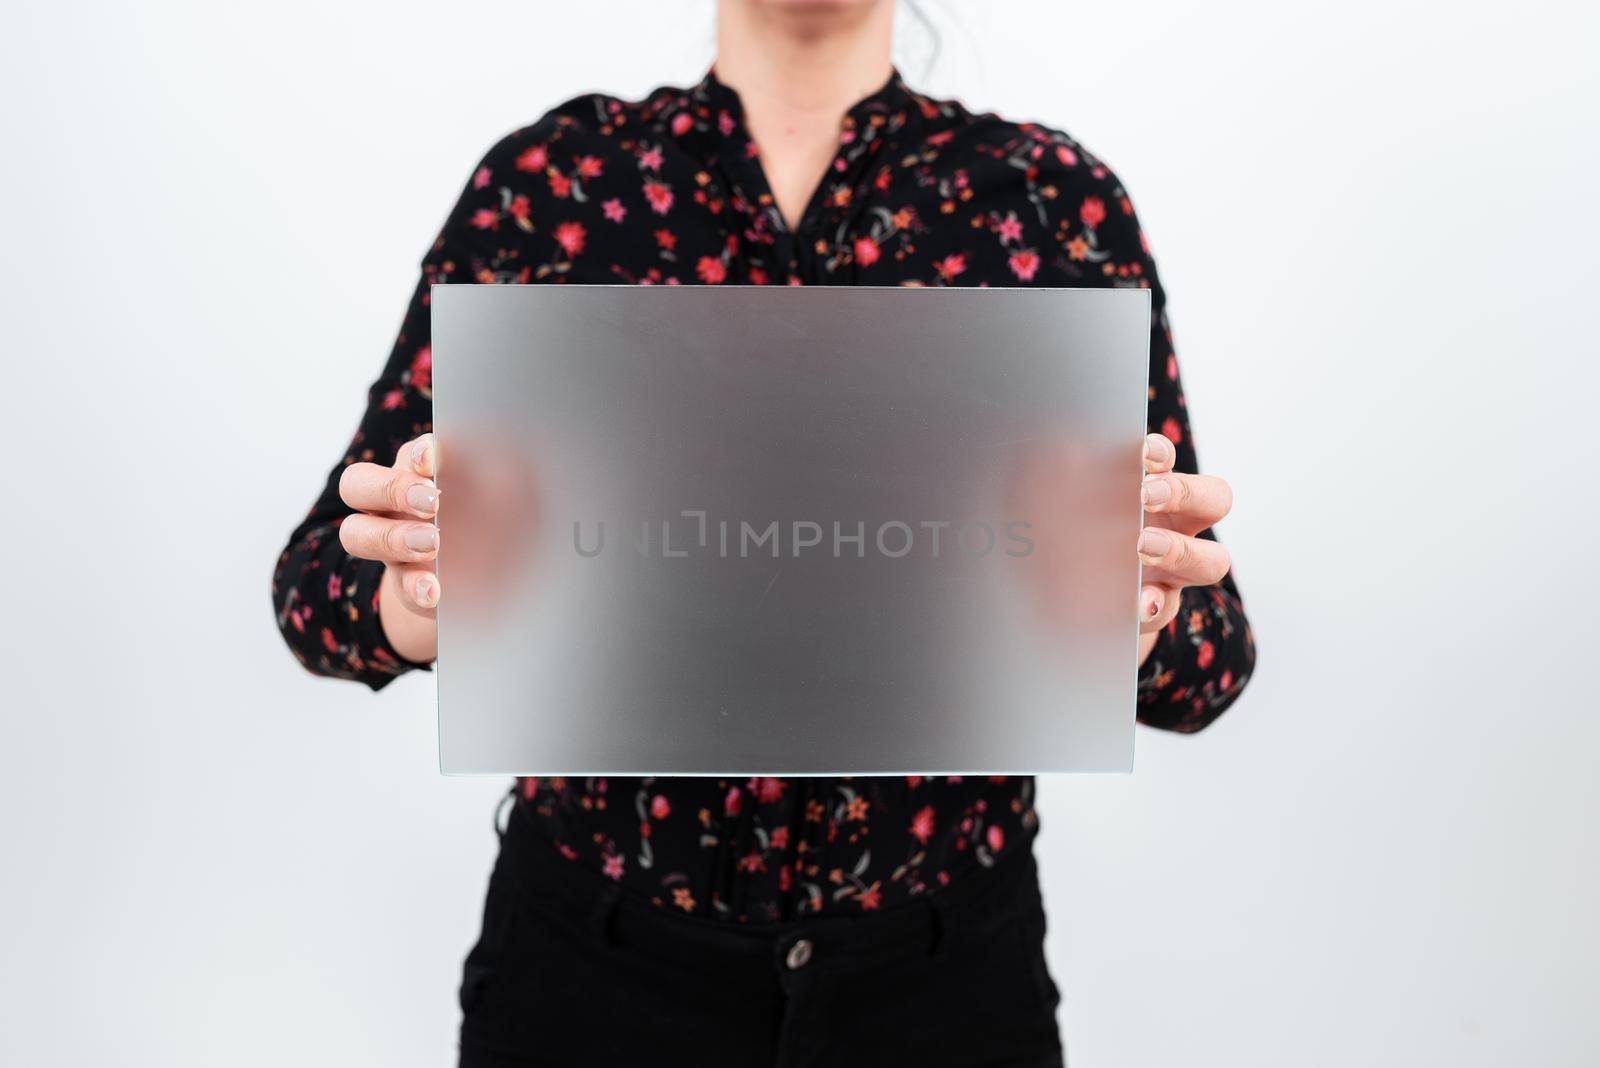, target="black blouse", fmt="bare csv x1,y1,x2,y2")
273,69,1255,923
